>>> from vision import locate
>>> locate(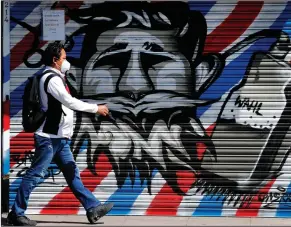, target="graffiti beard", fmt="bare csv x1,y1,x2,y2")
71,29,216,195
72,92,216,195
